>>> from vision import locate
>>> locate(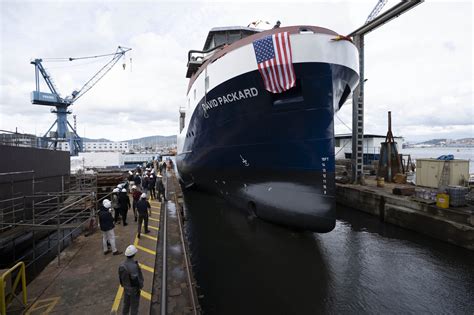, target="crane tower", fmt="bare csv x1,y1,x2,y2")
31,46,131,155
